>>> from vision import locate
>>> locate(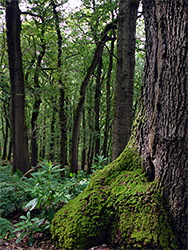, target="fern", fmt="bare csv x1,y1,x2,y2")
0,217,14,239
